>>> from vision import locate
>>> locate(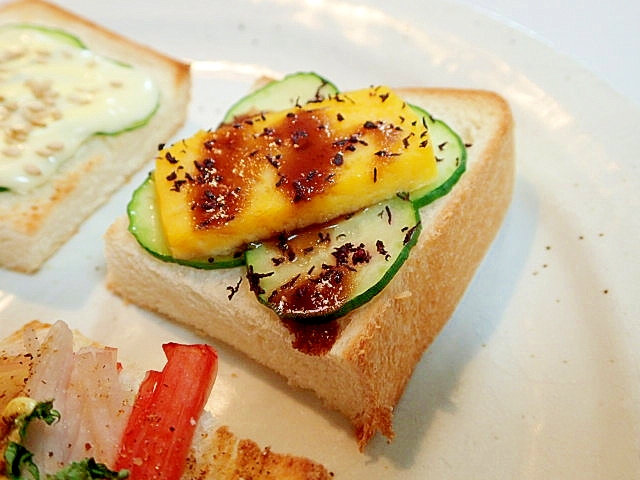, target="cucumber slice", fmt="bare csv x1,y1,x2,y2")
96,100,159,136
2,24,86,48
127,174,245,269
245,195,421,321
221,72,339,123
409,105,467,208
